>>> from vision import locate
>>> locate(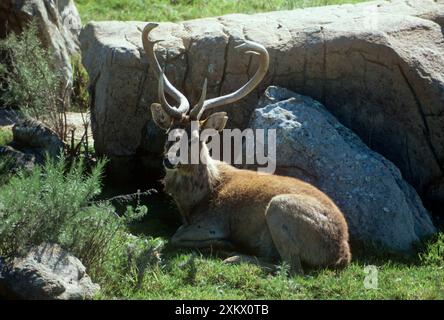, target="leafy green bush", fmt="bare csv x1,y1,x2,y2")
0,22,67,139
0,155,158,282
0,155,104,256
